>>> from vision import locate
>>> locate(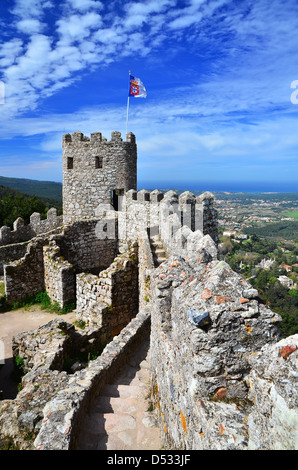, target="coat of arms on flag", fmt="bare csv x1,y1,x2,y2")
129,74,147,98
